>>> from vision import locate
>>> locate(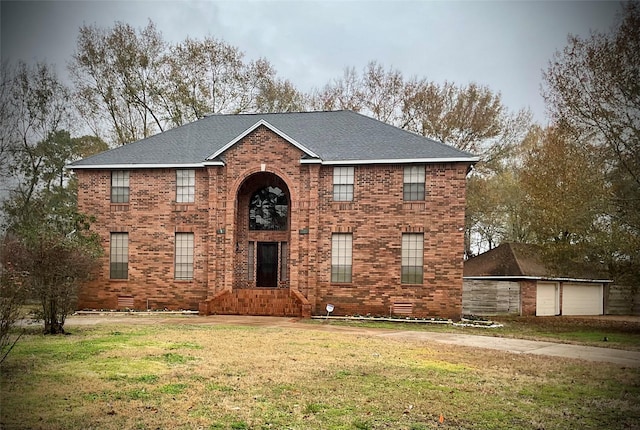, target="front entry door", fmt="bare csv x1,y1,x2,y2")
257,242,278,287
